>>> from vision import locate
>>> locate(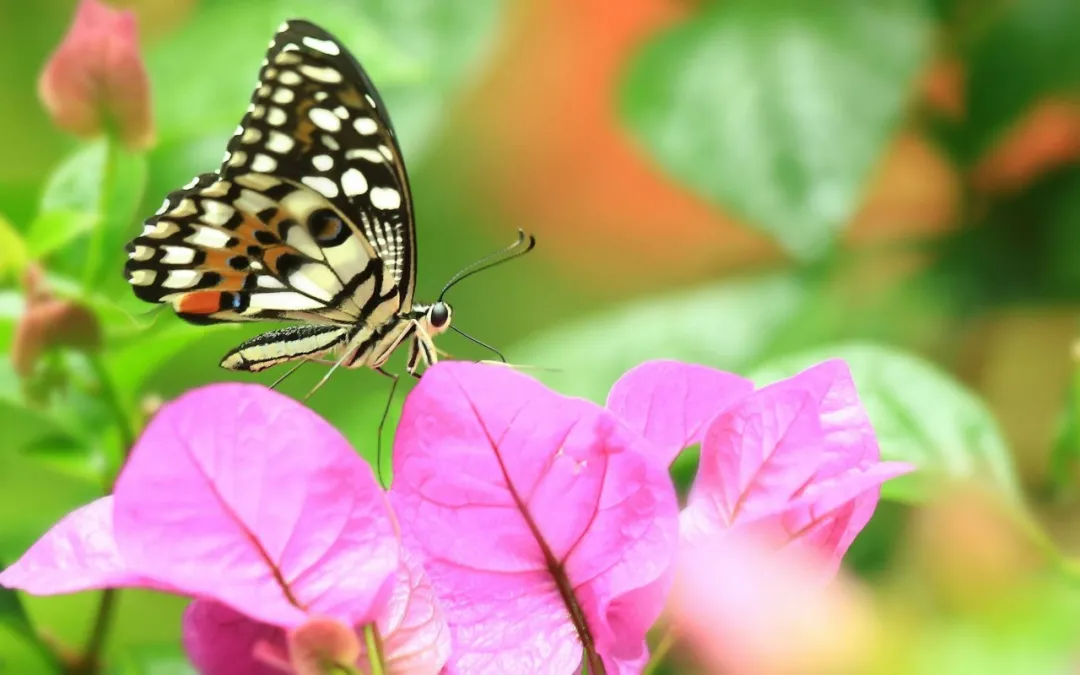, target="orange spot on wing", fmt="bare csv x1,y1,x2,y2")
177,291,223,314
